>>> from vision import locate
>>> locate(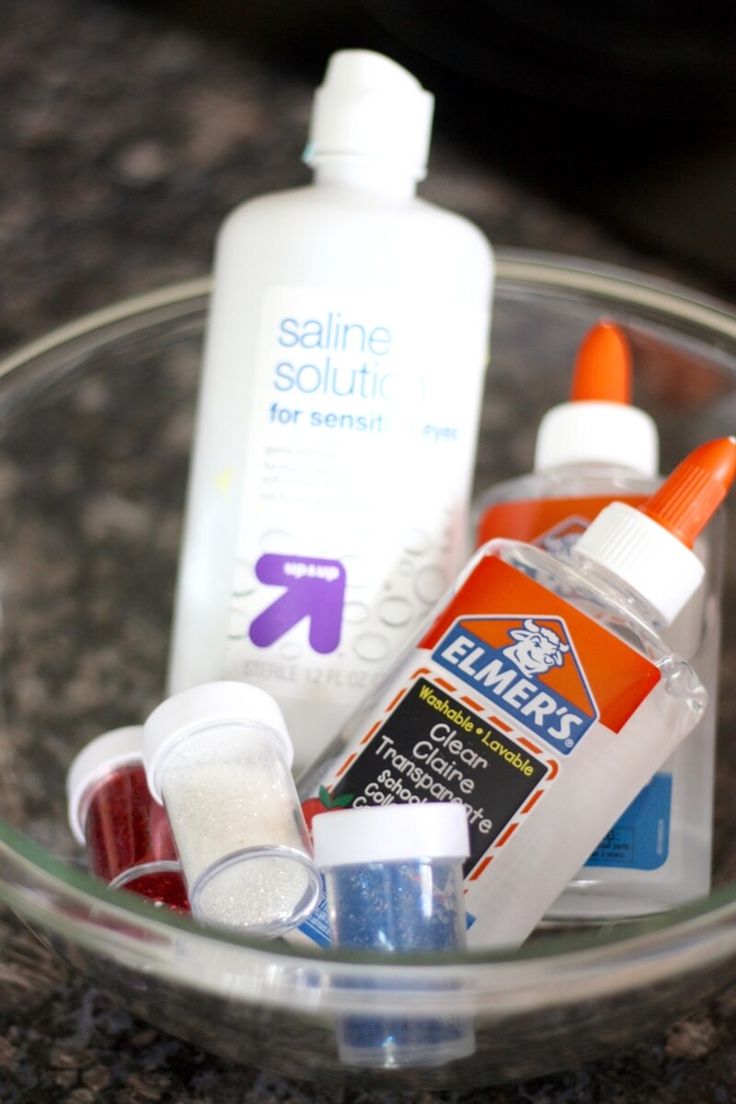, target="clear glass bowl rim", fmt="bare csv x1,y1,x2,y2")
2,248,736,1010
